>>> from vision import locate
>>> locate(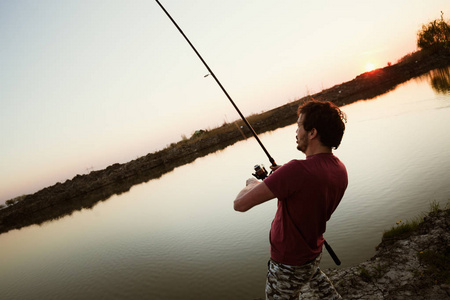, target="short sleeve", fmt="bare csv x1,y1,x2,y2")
263,160,305,200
